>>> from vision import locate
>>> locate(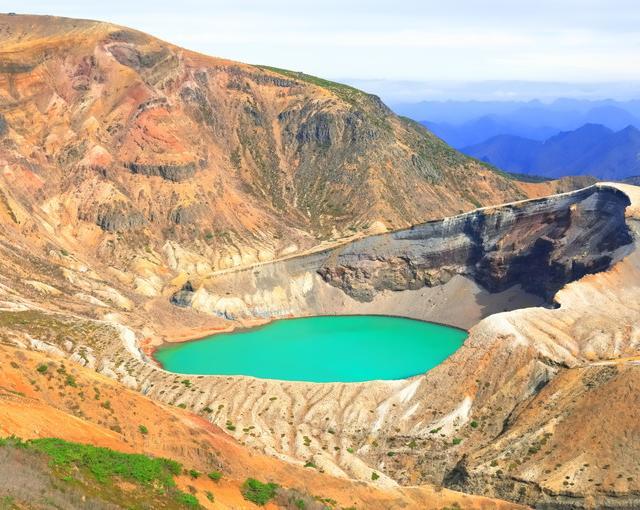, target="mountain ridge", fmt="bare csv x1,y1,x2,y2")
392,98,640,149
0,13,558,280
463,123,640,180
